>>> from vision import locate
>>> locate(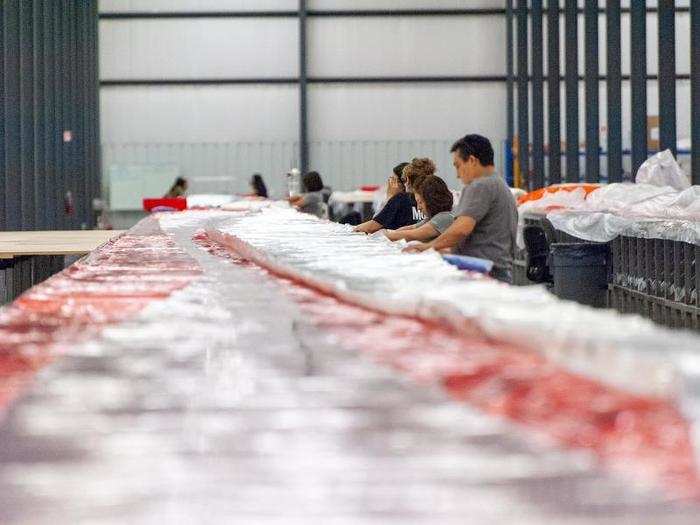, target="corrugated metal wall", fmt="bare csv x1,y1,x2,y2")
1,0,100,231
